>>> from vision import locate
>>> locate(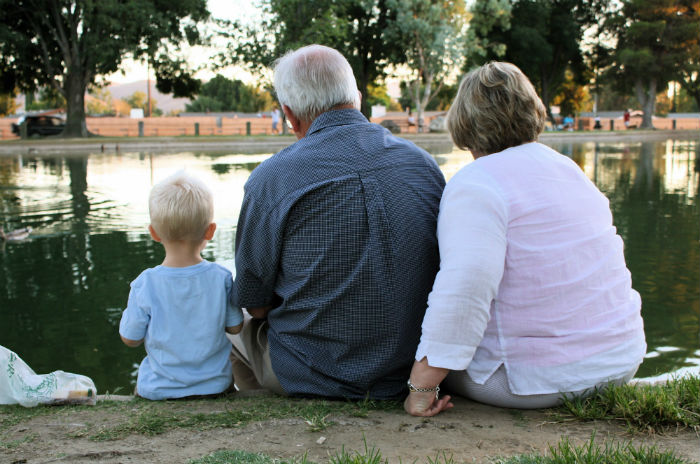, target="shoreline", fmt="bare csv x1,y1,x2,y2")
0,129,697,156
